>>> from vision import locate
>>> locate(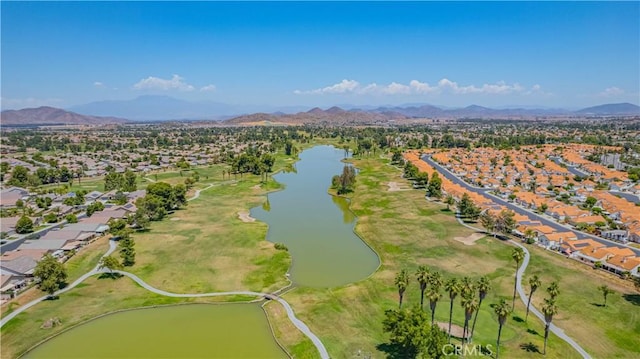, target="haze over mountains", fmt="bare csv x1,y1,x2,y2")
1,95,638,126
